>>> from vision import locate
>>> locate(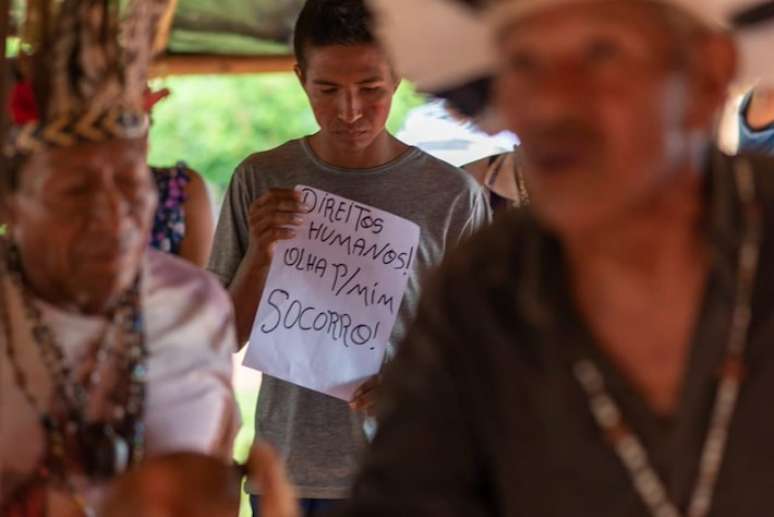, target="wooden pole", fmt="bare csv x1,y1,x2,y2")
153,0,179,54
0,0,10,160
